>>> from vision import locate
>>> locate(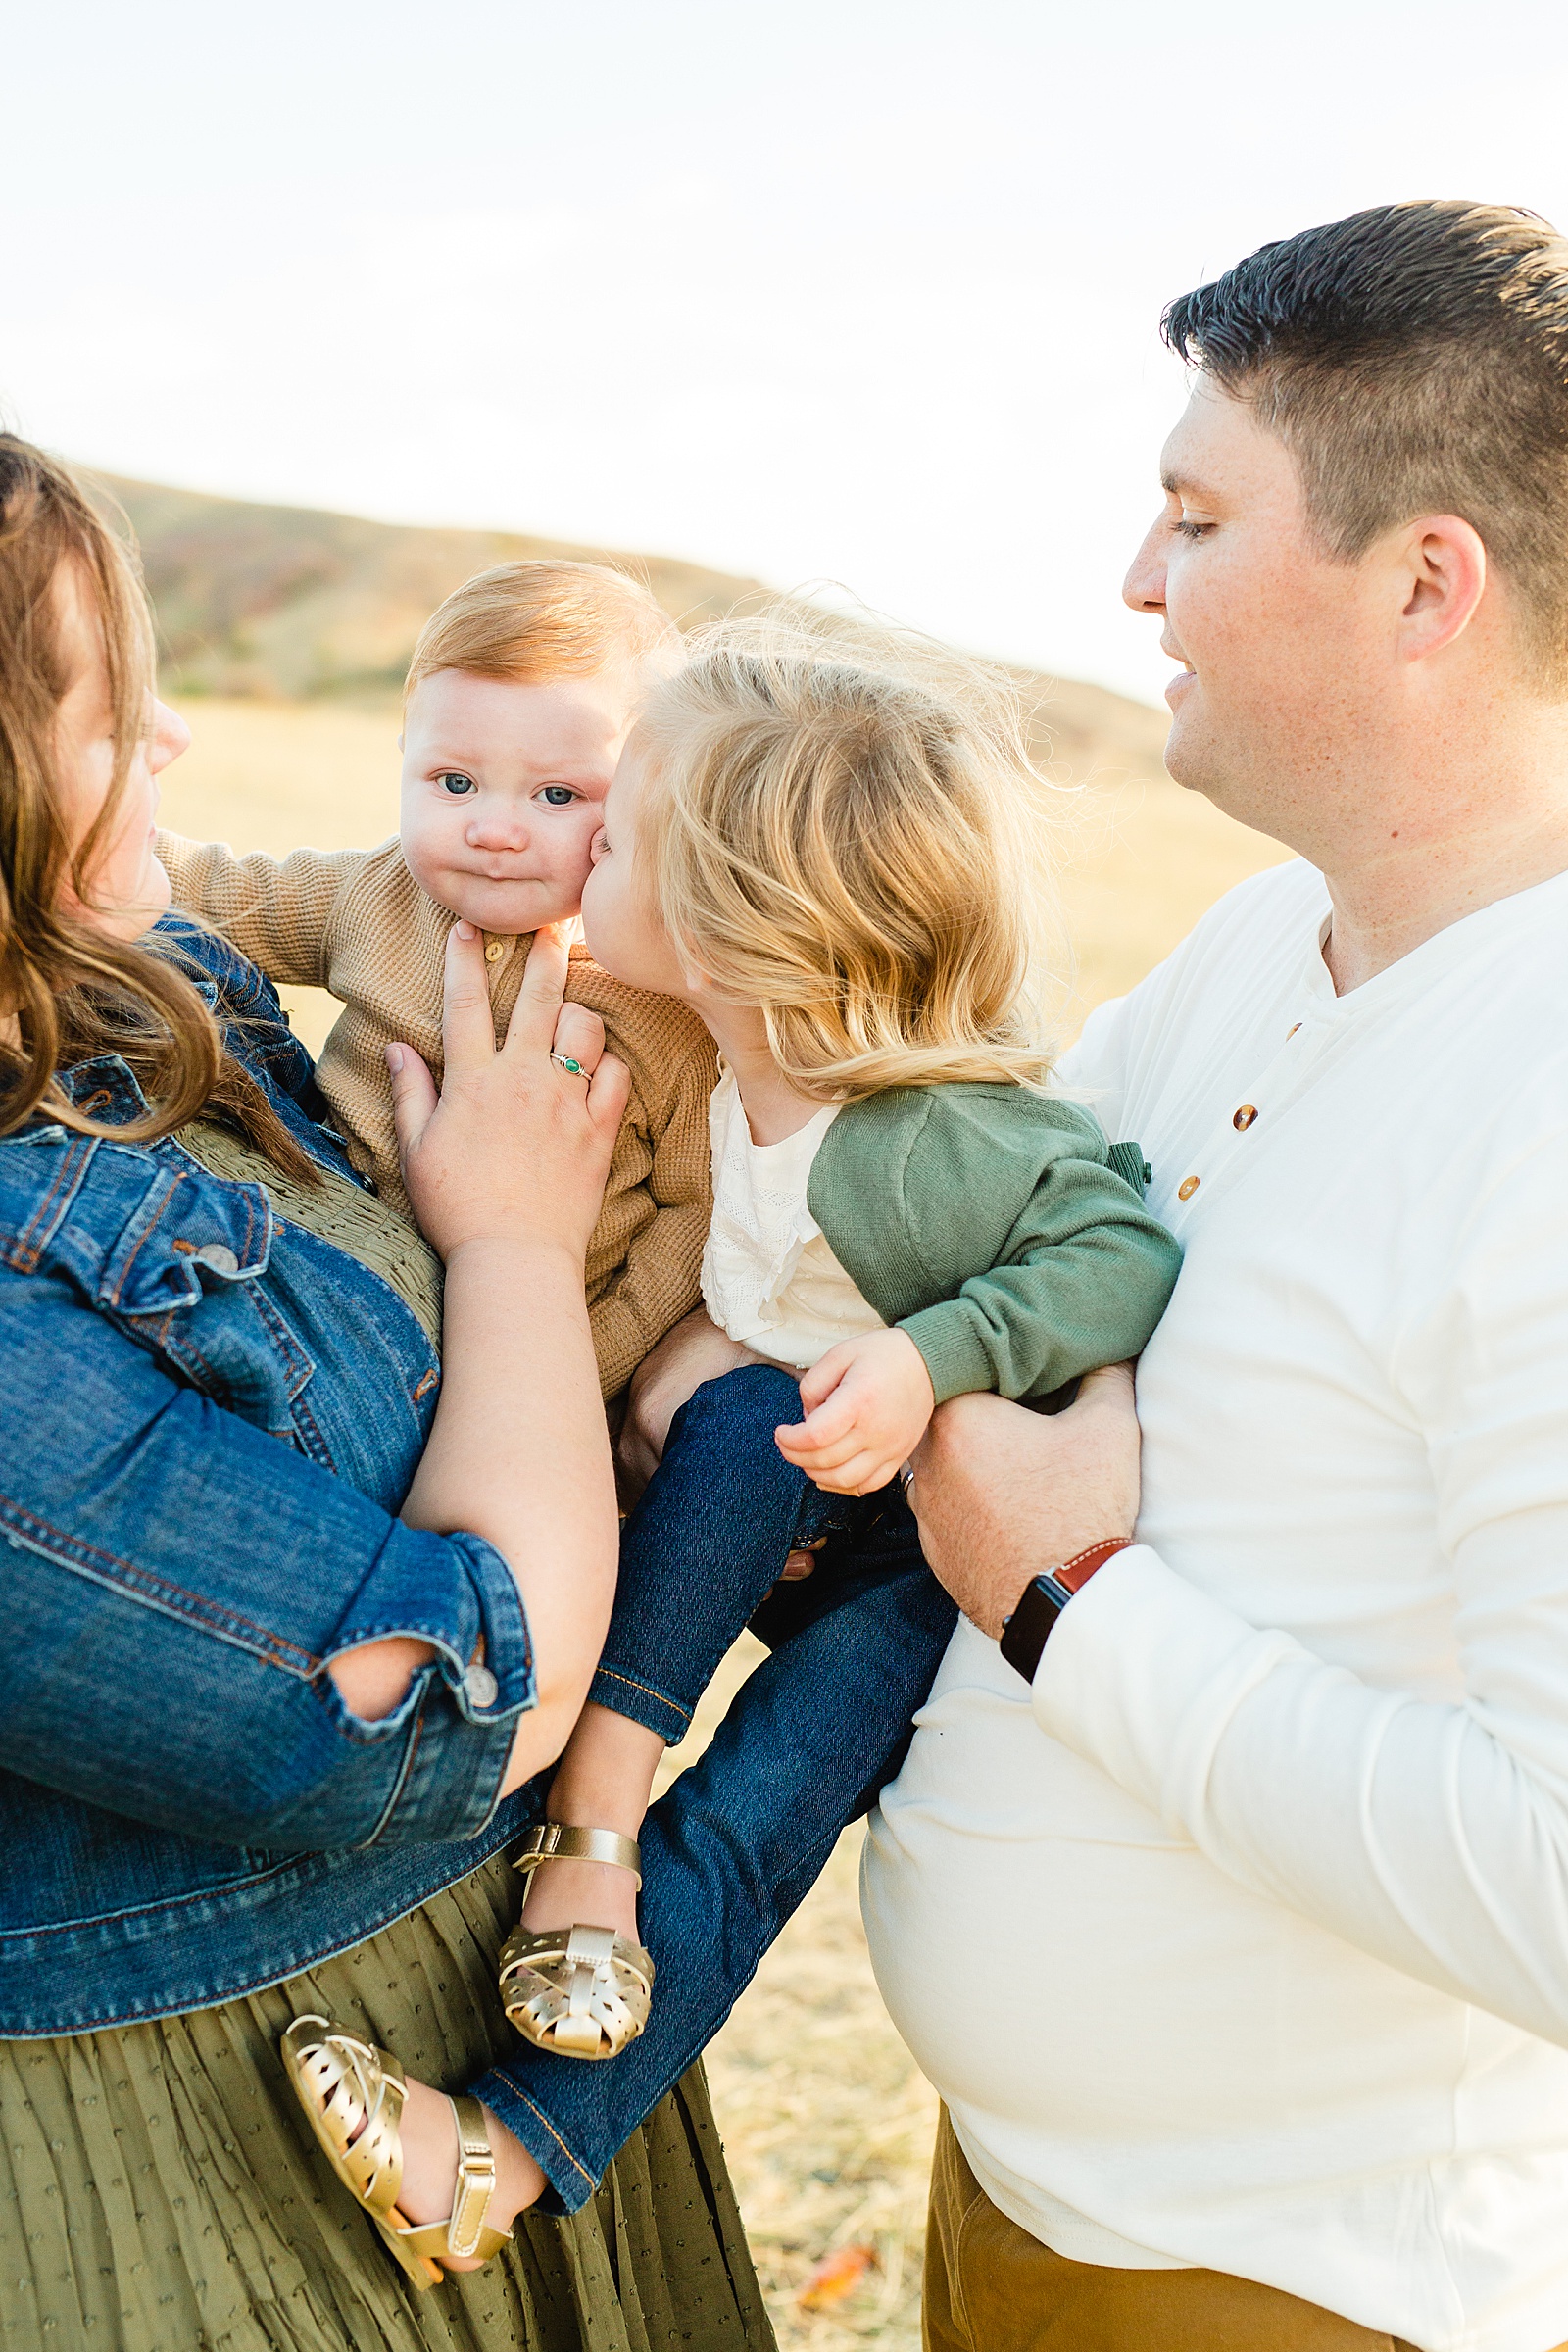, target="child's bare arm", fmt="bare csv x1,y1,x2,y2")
156,832,365,991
